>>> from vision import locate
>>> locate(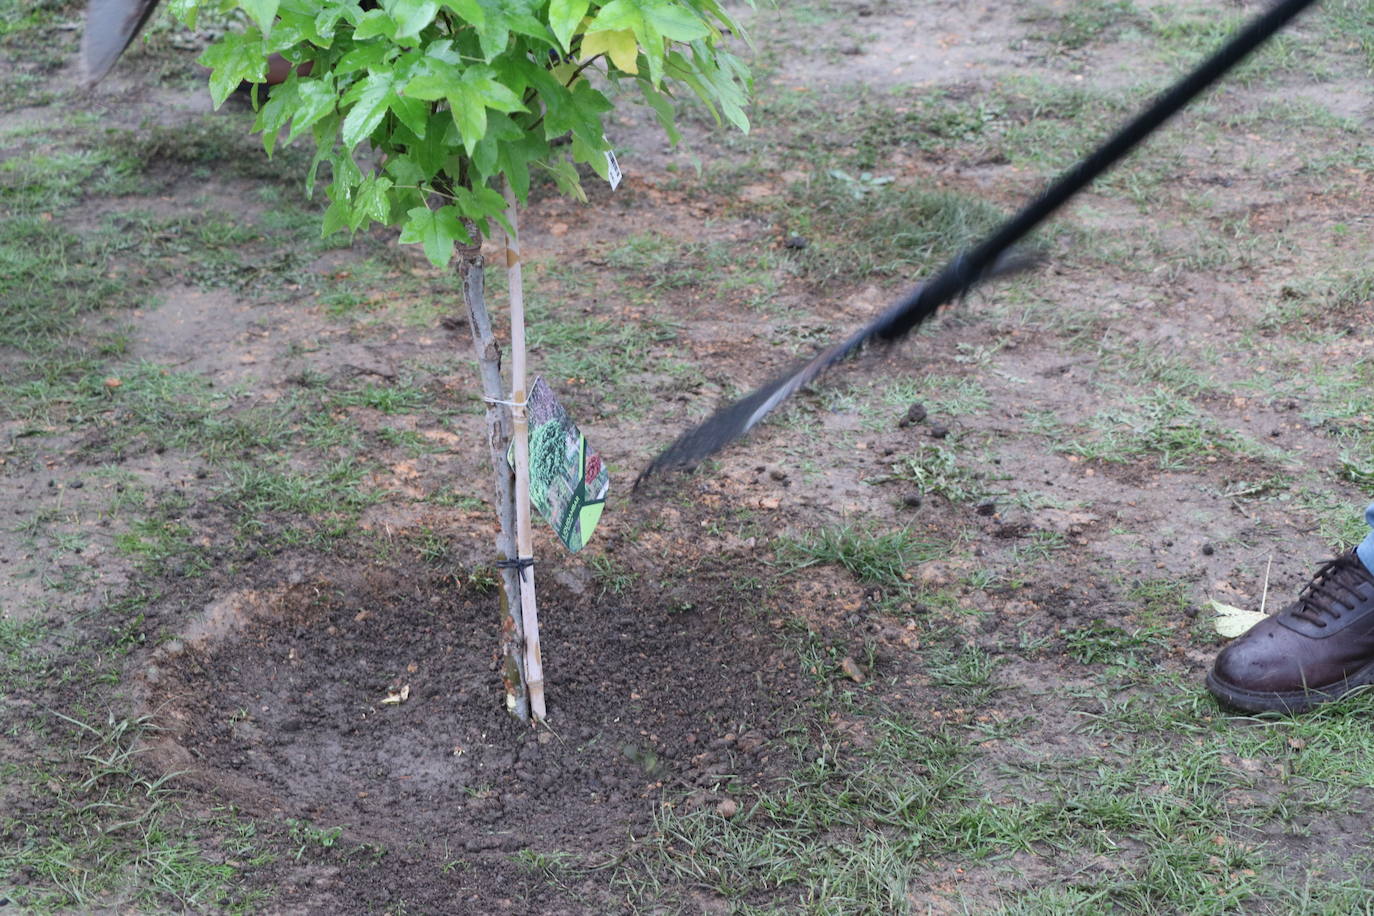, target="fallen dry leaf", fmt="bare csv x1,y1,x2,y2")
381,684,411,706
